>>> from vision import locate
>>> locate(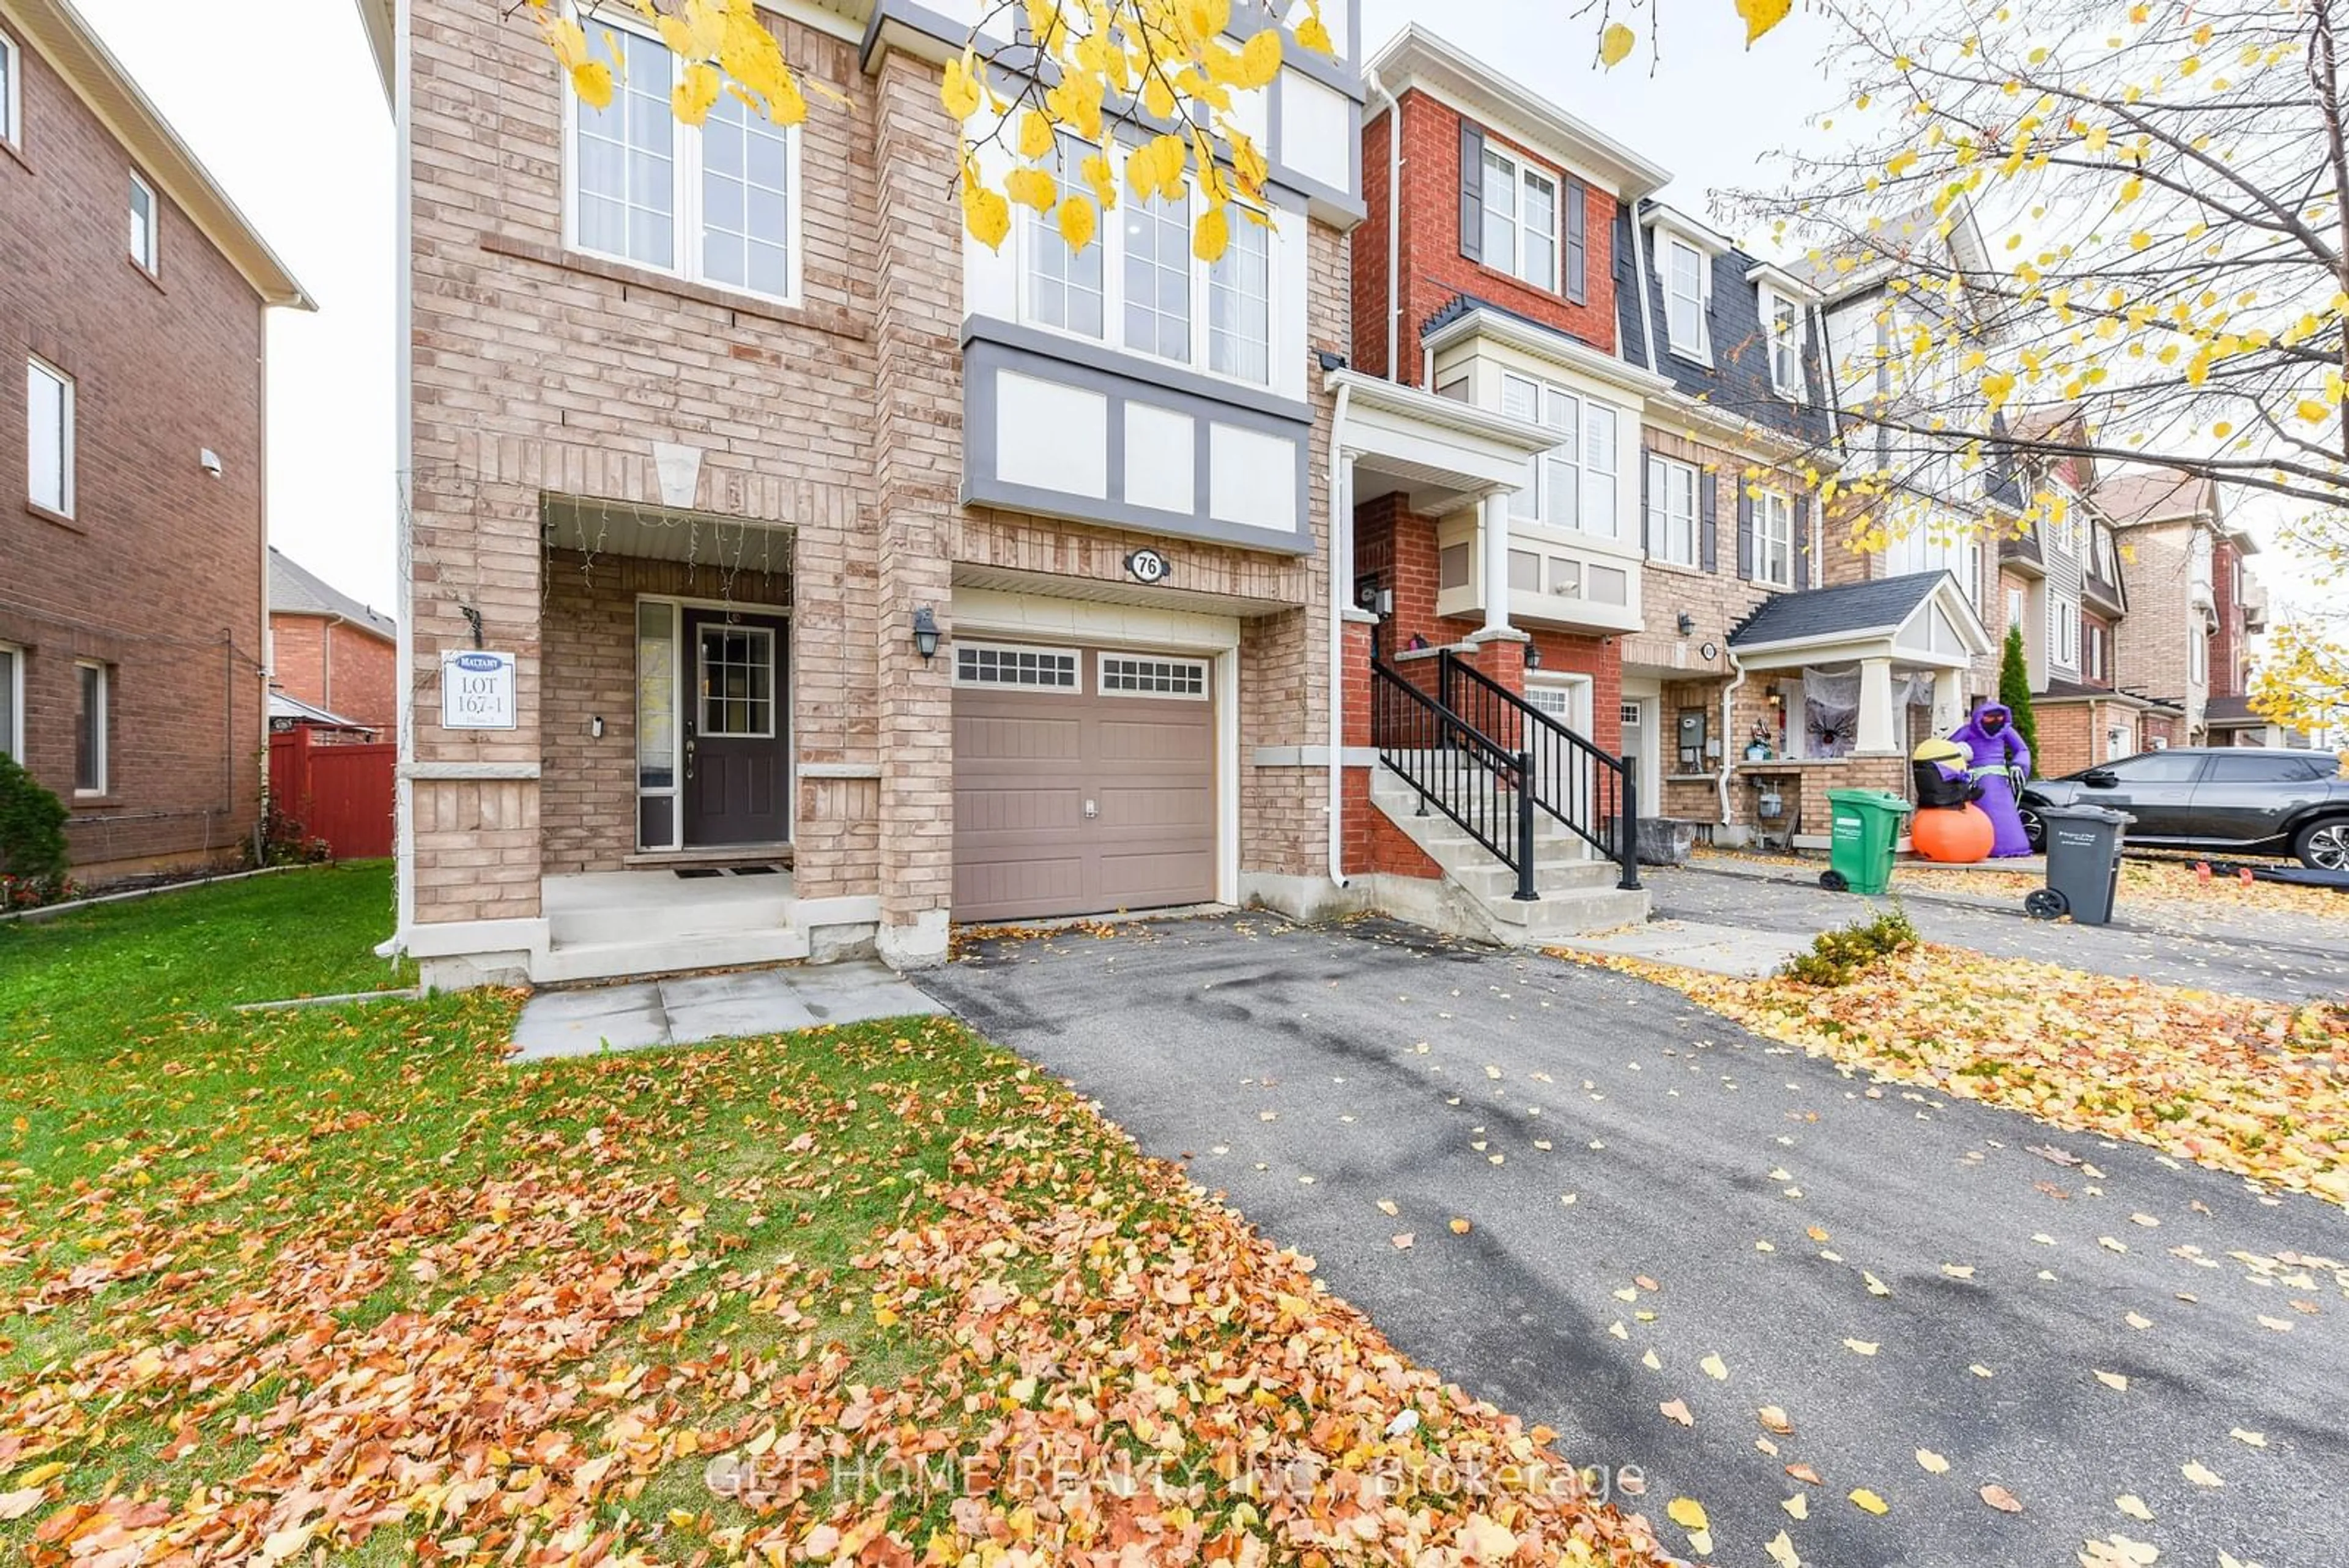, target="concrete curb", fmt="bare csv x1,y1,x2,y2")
0,864,315,926
231,987,423,1013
